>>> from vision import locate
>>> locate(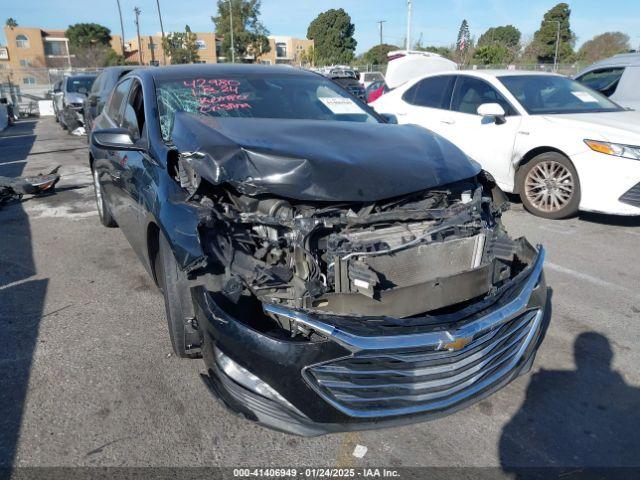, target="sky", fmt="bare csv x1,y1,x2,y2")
1,0,639,54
